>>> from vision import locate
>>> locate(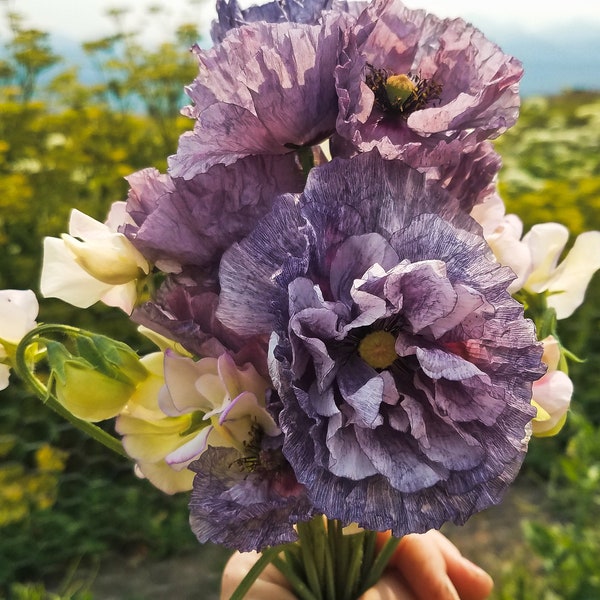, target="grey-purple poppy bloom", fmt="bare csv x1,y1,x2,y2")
133,282,270,379
169,14,350,179
122,153,304,275
216,151,544,536
402,138,503,210
333,0,523,160
211,0,364,42
189,440,313,551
